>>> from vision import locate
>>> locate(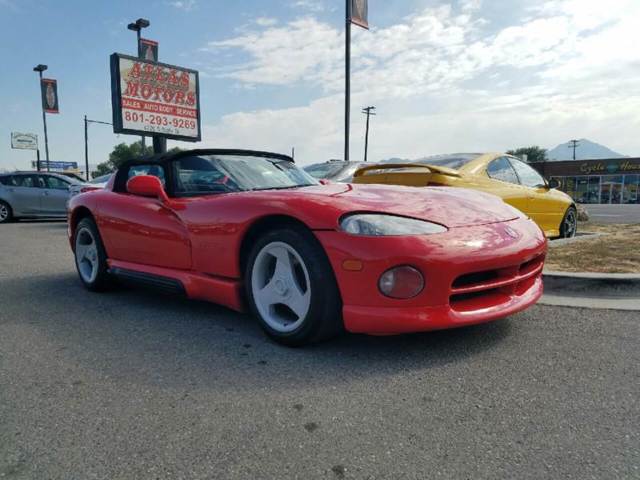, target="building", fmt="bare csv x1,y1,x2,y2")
530,158,640,205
